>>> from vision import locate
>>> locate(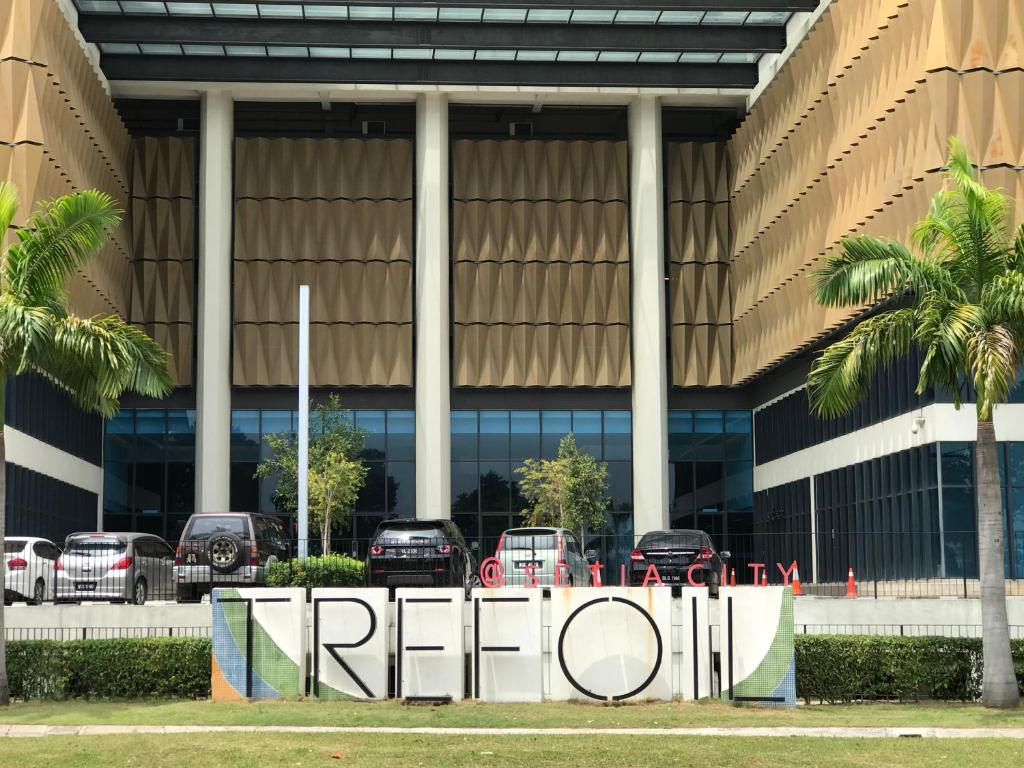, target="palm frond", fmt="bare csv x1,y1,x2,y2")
967,323,1020,419
5,190,120,307
34,314,173,417
814,237,919,307
982,270,1024,325
0,181,18,241
0,294,54,375
807,308,917,418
